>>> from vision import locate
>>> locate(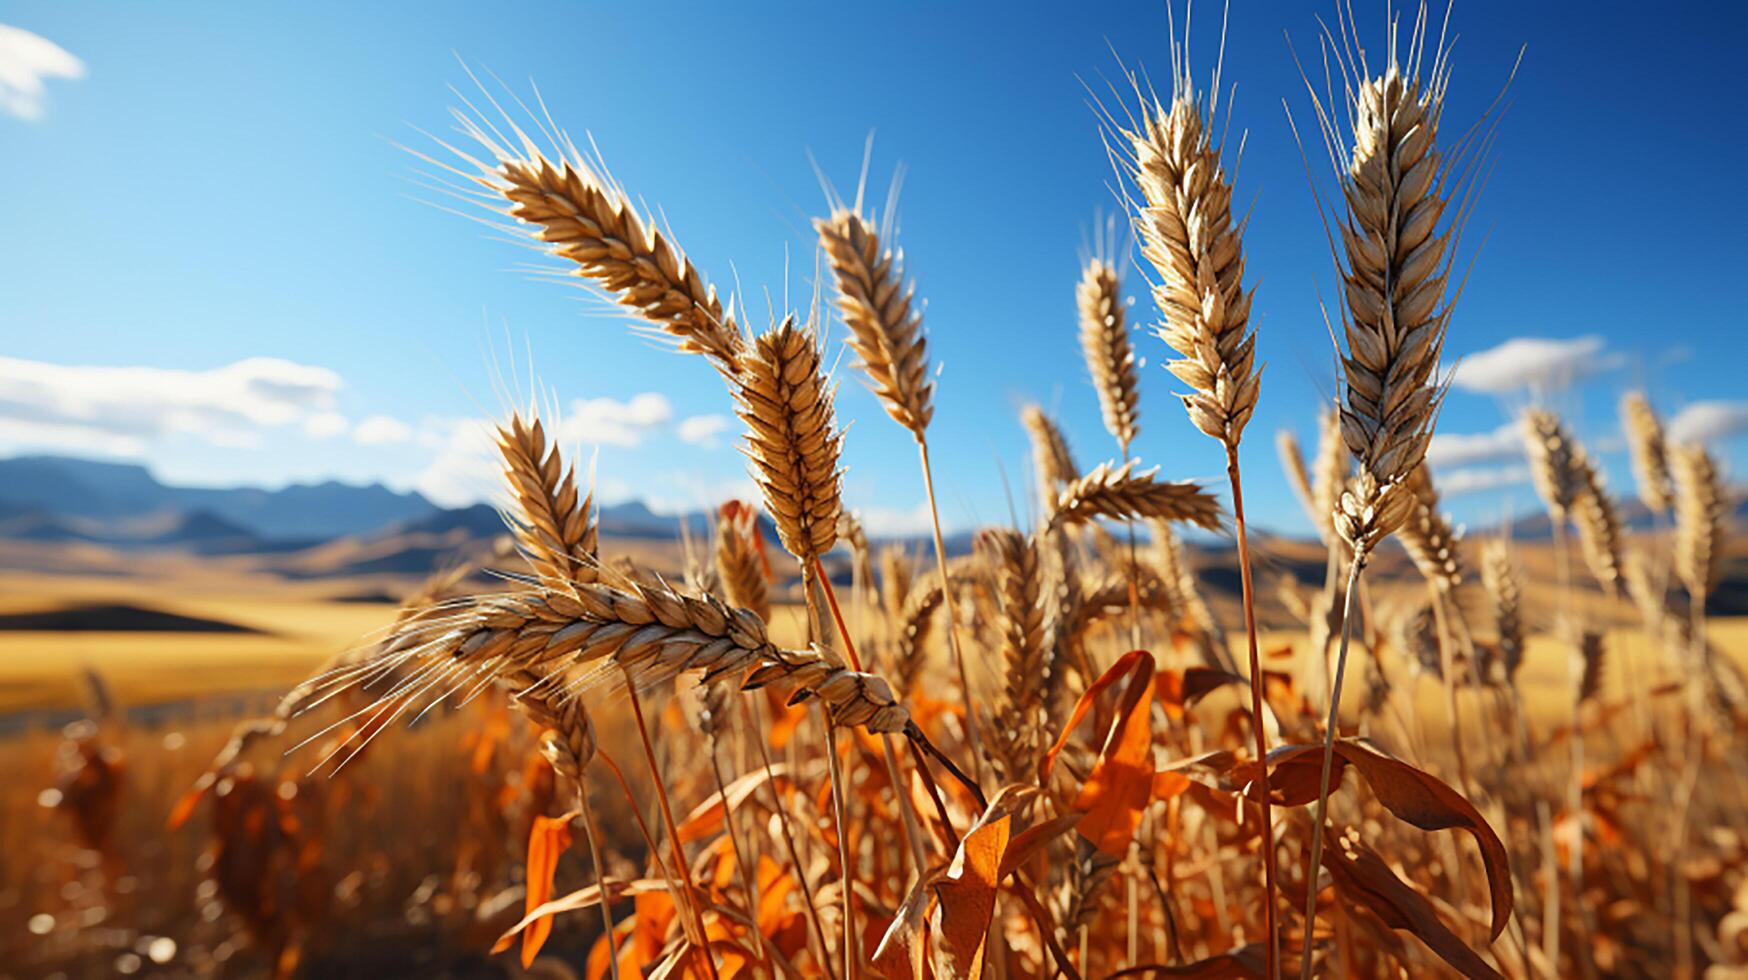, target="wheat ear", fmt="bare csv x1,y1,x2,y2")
1523,409,1583,524
732,316,844,566
1049,459,1221,533
1621,392,1674,514
1480,540,1524,686
498,412,598,584
978,528,1048,781
1396,463,1463,589
1078,258,1141,454
714,501,770,623
815,209,935,438
1572,455,1624,597
1126,86,1260,449
443,113,742,375
1306,28,1465,975
1671,444,1726,604
1022,405,1080,508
